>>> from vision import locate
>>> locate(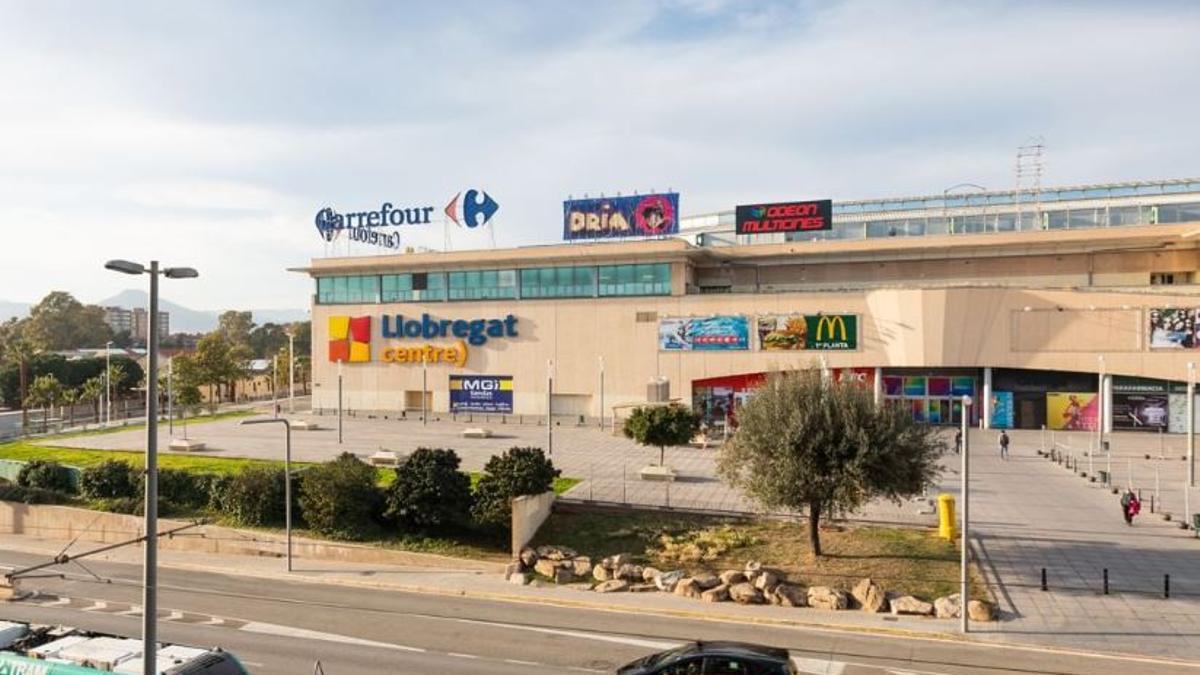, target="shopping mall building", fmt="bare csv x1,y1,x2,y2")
299,178,1200,435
